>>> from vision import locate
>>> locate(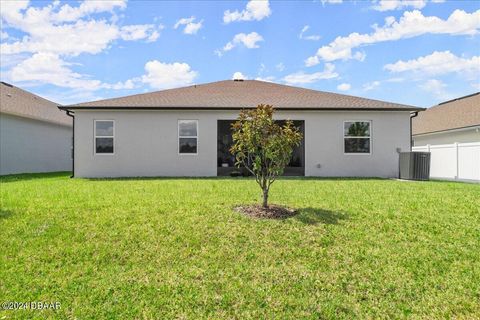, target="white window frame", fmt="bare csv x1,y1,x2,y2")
343,120,372,155
178,119,198,155
94,120,115,155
